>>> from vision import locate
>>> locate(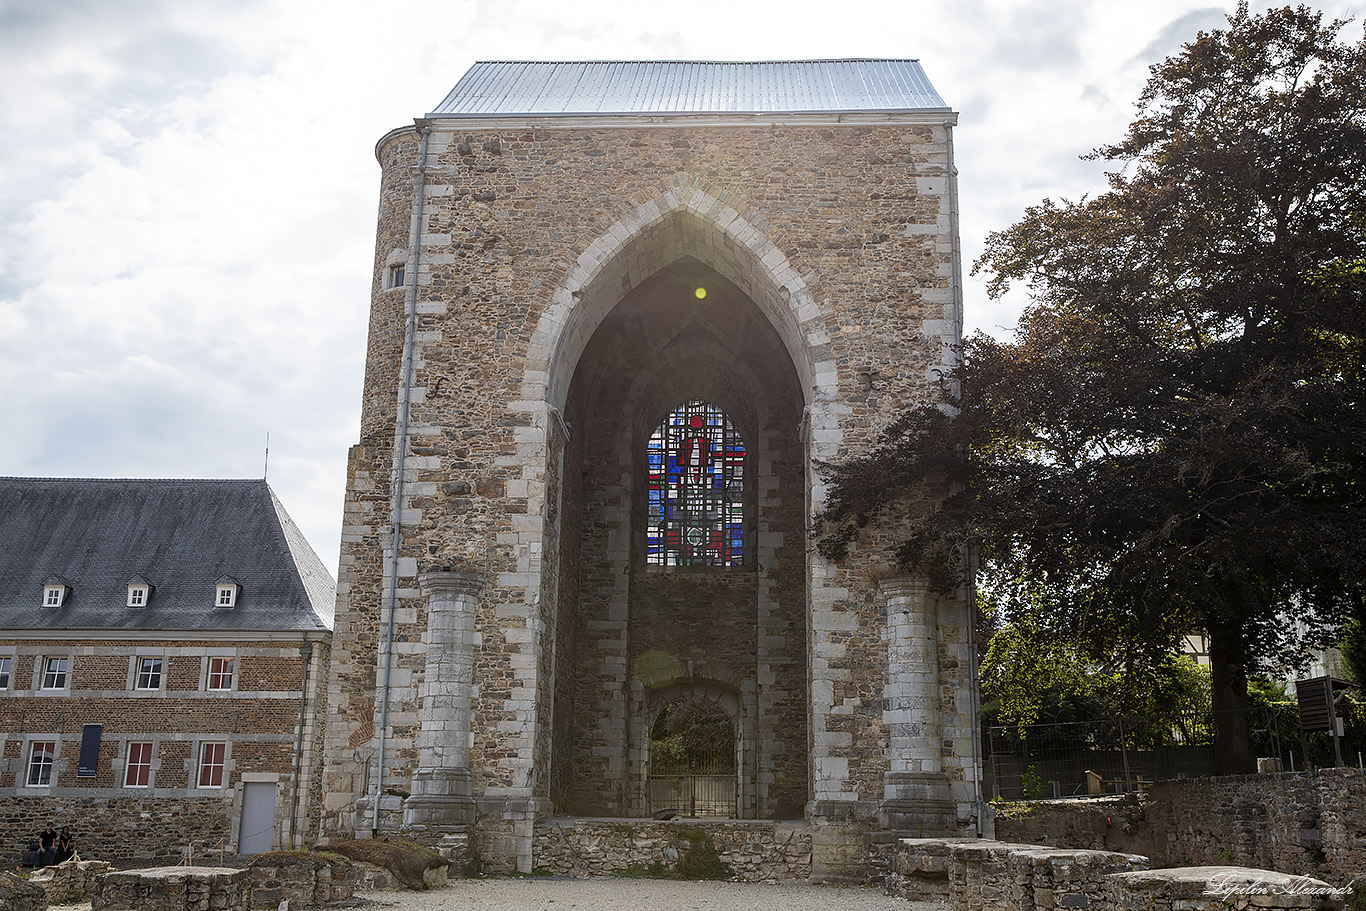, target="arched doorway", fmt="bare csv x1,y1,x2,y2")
647,692,738,818
547,257,808,819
